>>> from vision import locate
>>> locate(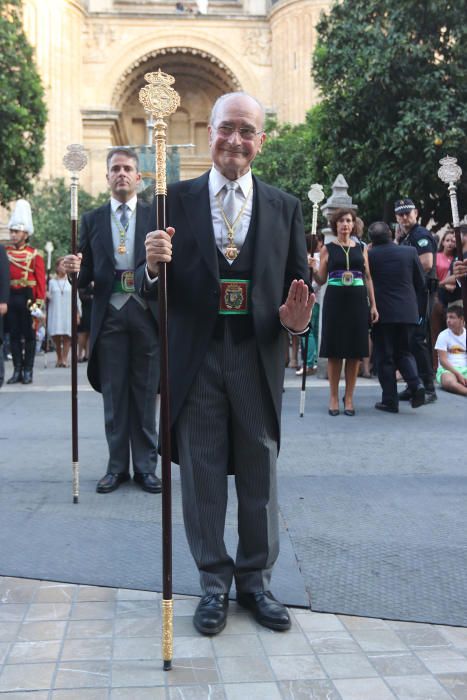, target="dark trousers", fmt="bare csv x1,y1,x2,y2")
97,297,159,476
373,323,421,406
5,289,36,371
410,318,435,391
